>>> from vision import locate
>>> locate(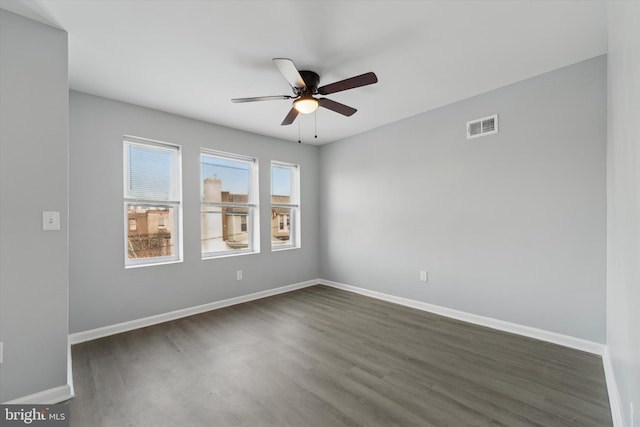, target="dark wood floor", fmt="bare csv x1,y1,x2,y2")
69,285,612,426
